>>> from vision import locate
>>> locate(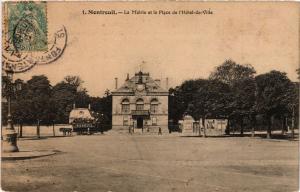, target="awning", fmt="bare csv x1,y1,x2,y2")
131,110,150,119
